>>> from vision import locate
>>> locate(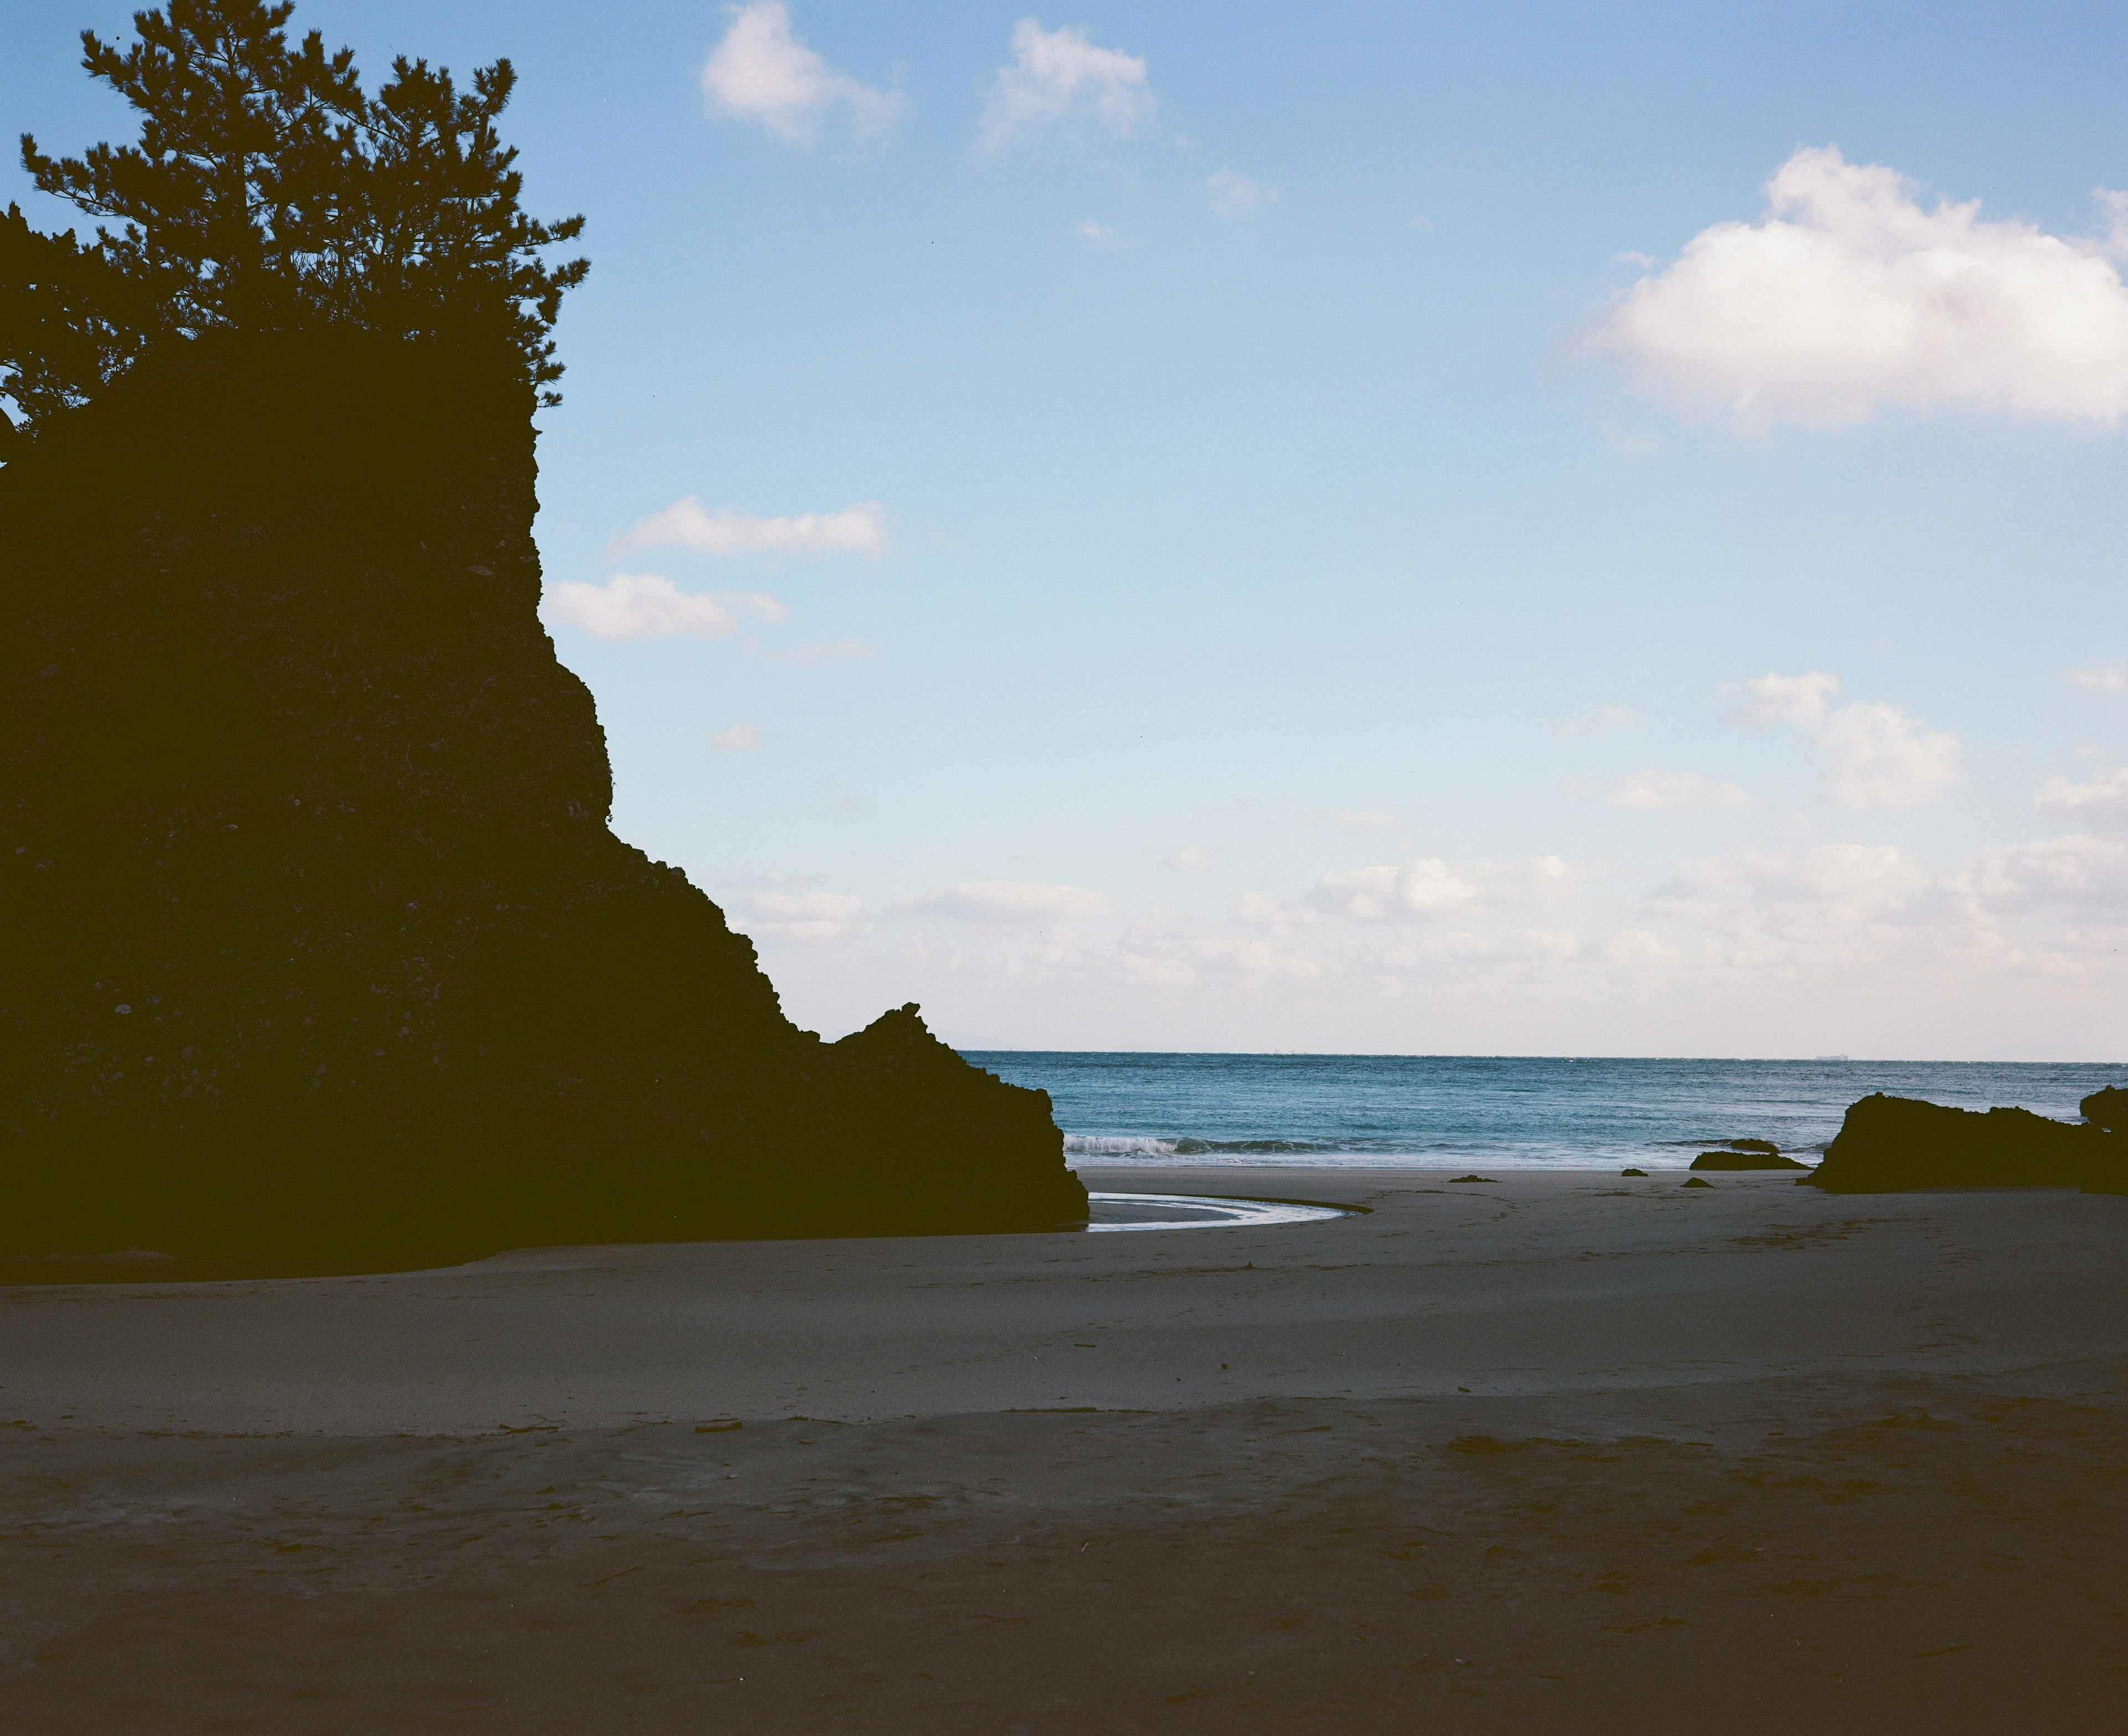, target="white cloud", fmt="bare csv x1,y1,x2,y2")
1604,928,1680,964
1209,170,1281,217
1656,844,1945,943
1190,935,1320,978
2068,662,2128,694
1586,145,2128,430
1076,218,1121,249
981,18,1151,148
540,575,787,641
712,724,760,751
1557,705,1635,736
903,880,1114,923
1815,701,1960,808
1307,854,1591,922
1726,671,1839,729
1518,926,1581,959
1965,834,2128,914
1168,846,1218,873
1302,808,1404,834
1728,672,1958,808
700,2,904,145
732,889,867,943
1599,770,1754,812
615,496,886,557
752,636,876,667
2037,767,2128,834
